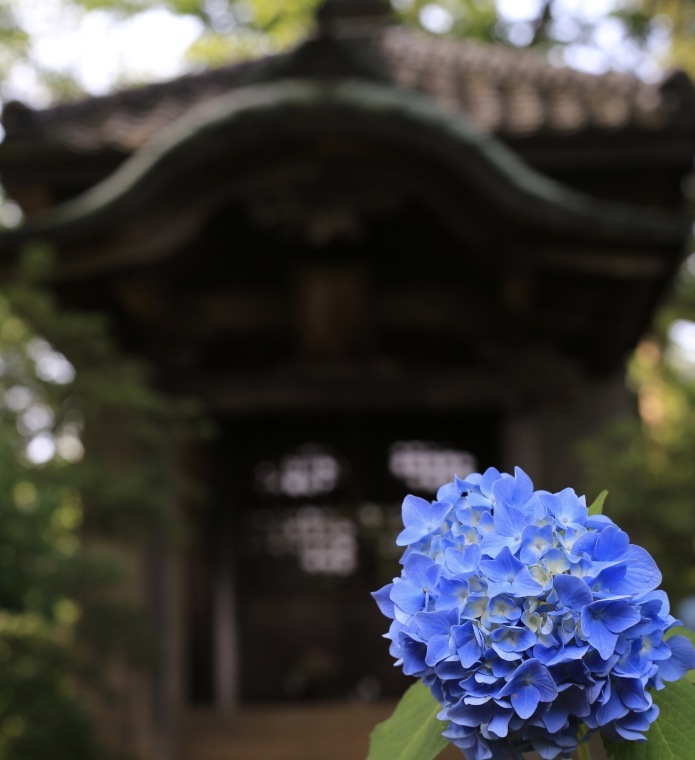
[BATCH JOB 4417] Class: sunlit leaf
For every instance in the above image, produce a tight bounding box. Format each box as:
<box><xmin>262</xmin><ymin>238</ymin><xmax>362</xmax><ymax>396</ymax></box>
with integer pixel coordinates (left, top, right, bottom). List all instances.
<box><xmin>367</xmin><ymin>681</ymin><xmax>449</xmax><ymax>760</ymax></box>
<box><xmin>588</xmin><ymin>490</ymin><xmax>608</xmax><ymax>516</ymax></box>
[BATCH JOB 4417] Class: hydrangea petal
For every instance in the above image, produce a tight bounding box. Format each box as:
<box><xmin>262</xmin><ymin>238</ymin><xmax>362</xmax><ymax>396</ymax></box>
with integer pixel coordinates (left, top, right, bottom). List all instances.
<box><xmin>398</xmin><ymin>632</ymin><xmax>428</xmax><ymax>676</ymax></box>
<box><xmin>447</xmin><ymin>700</ymin><xmax>492</xmax><ymax>727</ymax></box>
<box><xmin>371</xmin><ymin>583</ymin><xmax>395</xmax><ymax>618</ymax></box>
<box><xmin>391</xmin><ymin>580</ymin><xmax>429</xmax><ymax>615</ymax></box>
<box><xmin>372</xmin><ymin>467</ymin><xmax>693</xmax><ymax>759</ymax></box>
<box><xmin>581</xmin><ymin>605</ymin><xmax>624</xmax><ymax>660</ymax></box>
<box><xmin>434</xmin><ymin>577</ymin><xmax>470</xmax><ymax>611</ymax></box>
<box><xmin>452</xmin><ymin>621</ymin><xmax>484</xmax><ymax>667</ymax></box>
<box><xmin>542</xmin><ymin>488</ymin><xmax>587</xmax><ymax>529</ymax></box>
<box><xmin>658</xmin><ymin>634</ymin><xmax>695</xmax><ymax>681</ymax></box>
<box><xmin>415</xmin><ymin>610</ymin><xmax>457</xmax><ymax>640</ymax></box>
<box><xmin>445</xmin><ymin>544</ymin><xmax>481</xmax><ymax>575</ymax></box>
<box><xmin>491</xmin><ymin>626</ymin><xmax>535</xmax><ymax>655</ymax></box>
<box><xmin>479</xmin><ymin>546</ymin><xmax>543</xmax><ymax>598</ymax></box>
<box><xmin>615</xmin><ymin>677</ymin><xmax>651</xmax><ymax>711</ymax></box>
<box><xmin>601</xmin><ymin>601</ymin><xmax>641</xmax><ymax>634</ymax></box>
<box><xmin>594</xmin><ymin>525</ymin><xmax>629</xmax><ymax>561</ymax></box>
<box><xmin>397</xmin><ymin>496</ymin><xmax>452</xmax><ymax>546</ymax></box>
<box><xmin>487</xmin><ymin>707</ymin><xmax>513</xmax><ymax>738</ymax></box>
<box><xmin>609</xmin><ymin>545</ymin><xmax>662</xmax><ymax>598</ymax></box>
<box><xmin>553</xmin><ymin>574</ymin><xmax>593</xmax><ymax>611</ymax></box>
<box><xmin>511</xmin><ymin>685</ymin><xmax>540</xmax><ymax>719</ymax></box>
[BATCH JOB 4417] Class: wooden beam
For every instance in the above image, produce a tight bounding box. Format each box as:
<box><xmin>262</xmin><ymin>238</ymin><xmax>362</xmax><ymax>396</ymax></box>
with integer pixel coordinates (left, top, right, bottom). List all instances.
<box><xmin>523</xmin><ymin>248</ymin><xmax>670</xmax><ymax>279</ymax></box>
<box><xmin>165</xmin><ymin>357</ymin><xmax>583</xmax><ymax>413</ymax></box>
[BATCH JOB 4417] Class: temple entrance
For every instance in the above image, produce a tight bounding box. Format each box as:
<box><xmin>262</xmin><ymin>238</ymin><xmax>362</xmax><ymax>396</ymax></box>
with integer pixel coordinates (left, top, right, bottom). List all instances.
<box><xmin>186</xmin><ymin>409</ymin><xmax>500</xmax><ymax>706</ymax></box>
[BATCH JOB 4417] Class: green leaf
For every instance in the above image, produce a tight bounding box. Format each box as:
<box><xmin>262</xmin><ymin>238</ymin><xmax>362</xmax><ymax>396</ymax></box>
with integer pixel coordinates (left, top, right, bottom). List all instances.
<box><xmin>604</xmin><ymin>671</ymin><xmax>695</xmax><ymax>760</ymax></box>
<box><xmin>367</xmin><ymin>681</ymin><xmax>449</xmax><ymax>760</ymax></box>
<box><xmin>588</xmin><ymin>490</ymin><xmax>608</xmax><ymax>516</ymax></box>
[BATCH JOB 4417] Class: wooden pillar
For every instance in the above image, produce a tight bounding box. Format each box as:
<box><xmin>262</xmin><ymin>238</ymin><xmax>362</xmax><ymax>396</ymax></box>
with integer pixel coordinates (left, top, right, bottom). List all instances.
<box><xmin>212</xmin><ymin>507</ymin><xmax>241</xmax><ymax>709</ymax></box>
<box><xmin>148</xmin><ymin>528</ymin><xmax>183</xmax><ymax>760</ymax></box>
<box><xmin>211</xmin><ymin>423</ymin><xmax>242</xmax><ymax>710</ymax></box>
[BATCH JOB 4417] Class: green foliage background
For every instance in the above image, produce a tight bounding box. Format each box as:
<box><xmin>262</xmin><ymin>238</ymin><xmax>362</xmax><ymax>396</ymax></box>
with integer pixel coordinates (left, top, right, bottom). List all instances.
<box><xmin>4</xmin><ymin>0</ymin><xmax>695</xmax><ymax>103</ymax></box>
<box><xmin>581</xmin><ymin>264</ymin><xmax>695</xmax><ymax>610</ymax></box>
<box><xmin>0</xmin><ymin>248</ymin><xmax>195</xmax><ymax>759</ymax></box>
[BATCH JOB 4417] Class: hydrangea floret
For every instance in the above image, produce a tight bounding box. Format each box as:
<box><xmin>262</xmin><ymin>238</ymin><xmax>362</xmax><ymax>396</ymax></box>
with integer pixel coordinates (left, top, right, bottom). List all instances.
<box><xmin>372</xmin><ymin>467</ymin><xmax>695</xmax><ymax>760</ymax></box>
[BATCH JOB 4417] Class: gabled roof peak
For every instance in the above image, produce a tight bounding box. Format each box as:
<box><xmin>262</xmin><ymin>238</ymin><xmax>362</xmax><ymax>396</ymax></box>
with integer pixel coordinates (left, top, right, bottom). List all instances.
<box><xmin>2</xmin><ymin>24</ymin><xmax>695</xmax><ymax>164</ymax></box>
<box><xmin>316</xmin><ymin>0</ymin><xmax>392</xmax><ymax>34</ymax></box>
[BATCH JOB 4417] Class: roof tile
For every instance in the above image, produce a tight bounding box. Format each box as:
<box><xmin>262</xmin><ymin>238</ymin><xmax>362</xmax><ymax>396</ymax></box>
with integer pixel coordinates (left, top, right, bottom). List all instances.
<box><xmin>2</xmin><ymin>26</ymin><xmax>691</xmax><ymax>154</ymax></box>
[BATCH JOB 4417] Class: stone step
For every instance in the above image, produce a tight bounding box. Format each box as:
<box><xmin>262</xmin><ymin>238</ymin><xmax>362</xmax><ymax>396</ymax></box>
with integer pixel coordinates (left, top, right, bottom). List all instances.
<box><xmin>181</xmin><ymin>702</ymin><xmax>463</xmax><ymax>760</ymax></box>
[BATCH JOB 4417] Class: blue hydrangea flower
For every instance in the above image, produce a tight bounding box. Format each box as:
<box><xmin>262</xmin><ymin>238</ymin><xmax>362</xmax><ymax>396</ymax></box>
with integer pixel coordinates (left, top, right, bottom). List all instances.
<box><xmin>373</xmin><ymin>467</ymin><xmax>695</xmax><ymax>759</ymax></box>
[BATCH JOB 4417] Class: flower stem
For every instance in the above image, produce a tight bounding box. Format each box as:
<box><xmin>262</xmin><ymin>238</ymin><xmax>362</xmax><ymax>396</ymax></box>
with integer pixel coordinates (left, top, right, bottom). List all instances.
<box><xmin>576</xmin><ymin>735</ymin><xmax>592</xmax><ymax>760</ymax></box>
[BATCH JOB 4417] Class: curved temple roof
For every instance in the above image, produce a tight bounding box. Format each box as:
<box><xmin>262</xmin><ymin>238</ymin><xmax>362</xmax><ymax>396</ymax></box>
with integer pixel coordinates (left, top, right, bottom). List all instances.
<box><xmin>0</xmin><ymin>4</ymin><xmax>693</xmax><ymax>384</ymax></box>
<box><xmin>2</xmin><ymin>27</ymin><xmax>695</xmax><ymax>154</ymax></box>
<box><xmin>0</xmin><ymin>79</ymin><xmax>687</xmax><ymax>275</ymax></box>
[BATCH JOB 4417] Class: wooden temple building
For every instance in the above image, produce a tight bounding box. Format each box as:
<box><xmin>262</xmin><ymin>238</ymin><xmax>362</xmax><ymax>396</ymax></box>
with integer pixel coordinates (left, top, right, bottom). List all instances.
<box><xmin>1</xmin><ymin>1</ymin><xmax>695</xmax><ymax>757</ymax></box>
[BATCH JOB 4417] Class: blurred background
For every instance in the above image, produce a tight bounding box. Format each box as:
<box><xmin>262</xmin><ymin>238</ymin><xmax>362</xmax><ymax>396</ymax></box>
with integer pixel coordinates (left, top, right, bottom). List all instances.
<box><xmin>0</xmin><ymin>1</ymin><xmax>694</xmax><ymax>759</ymax></box>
